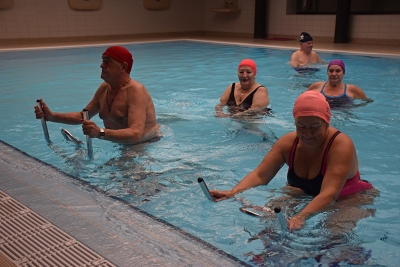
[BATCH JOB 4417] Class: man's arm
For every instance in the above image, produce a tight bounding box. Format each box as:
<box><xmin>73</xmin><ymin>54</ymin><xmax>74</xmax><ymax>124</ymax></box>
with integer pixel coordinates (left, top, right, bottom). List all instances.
<box><xmin>290</xmin><ymin>51</ymin><xmax>300</xmax><ymax>67</ymax></box>
<box><xmin>314</xmin><ymin>52</ymin><xmax>327</xmax><ymax>64</ymax></box>
<box><xmin>35</xmin><ymin>98</ymin><xmax>83</xmax><ymax>125</ymax></box>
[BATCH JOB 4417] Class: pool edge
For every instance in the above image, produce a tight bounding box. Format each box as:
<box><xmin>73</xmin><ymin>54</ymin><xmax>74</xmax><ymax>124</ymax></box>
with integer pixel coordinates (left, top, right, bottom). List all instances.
<box><xmin>0</xmin><ymin>140</ymin><xmax>252</xmax><ymax>267</ymax></box>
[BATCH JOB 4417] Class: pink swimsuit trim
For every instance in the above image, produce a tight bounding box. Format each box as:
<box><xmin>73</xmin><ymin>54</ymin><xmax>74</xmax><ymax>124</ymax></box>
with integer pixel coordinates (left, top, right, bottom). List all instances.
<box><xmin>338</xmin><ymin>171</ymin><xmax>373</xmax><ymax>197</ymax></box>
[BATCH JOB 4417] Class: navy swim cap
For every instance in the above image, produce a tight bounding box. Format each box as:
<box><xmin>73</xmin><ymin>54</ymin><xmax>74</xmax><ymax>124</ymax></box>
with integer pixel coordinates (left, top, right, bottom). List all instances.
<box><xmin>300</xmin><ymin>32</ymin><xmax>313</xmax><ymax>43</ymax></box>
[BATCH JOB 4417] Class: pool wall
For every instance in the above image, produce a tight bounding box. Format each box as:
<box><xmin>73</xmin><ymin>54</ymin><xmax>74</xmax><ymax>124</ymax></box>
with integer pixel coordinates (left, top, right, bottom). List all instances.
<box><xmin>1</xmin><ymin>0</ymin><xmax>399</xmax><ymax>46</ymax></box>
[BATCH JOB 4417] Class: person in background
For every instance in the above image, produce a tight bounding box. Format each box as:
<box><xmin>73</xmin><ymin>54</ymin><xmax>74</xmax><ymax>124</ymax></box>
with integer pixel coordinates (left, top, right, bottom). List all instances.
<box><xmin>210</xmin><ymin>91</ymin><xmax>375</xmax><ymax>230</ymax></box>
<box><xmin>35</xmin><ymin>46</ymin><xmax>160</xmax><ymax>145</ymax></box>
<box><xmin>307</xmin><ymin>59</ymin><xmax>368</xmax><ymax>108</ymax></box>
<box><xmin>215</xmin><ymin>59</ymin><xmax>270</xmax><ymax>117</ymax></box>
<box><xmin>290</xmin><ymin>32</ymin><xmax>326</xmax><ymax>69</ymax></box>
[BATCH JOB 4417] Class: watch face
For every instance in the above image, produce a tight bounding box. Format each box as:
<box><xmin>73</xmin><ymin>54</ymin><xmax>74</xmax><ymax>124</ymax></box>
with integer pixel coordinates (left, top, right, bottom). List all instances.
<box><xmin>100</xmin><ymin>128</ymin><xmax>105</xmax><ymax>138</ymax></box>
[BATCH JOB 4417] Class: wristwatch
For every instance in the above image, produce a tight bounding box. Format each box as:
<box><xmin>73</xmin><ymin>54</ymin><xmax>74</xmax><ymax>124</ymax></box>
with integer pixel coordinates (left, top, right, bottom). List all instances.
<box><xmin>99</xmin><ymin>128</ymin><xmax>105</xmax><ymax>139</ymax></box>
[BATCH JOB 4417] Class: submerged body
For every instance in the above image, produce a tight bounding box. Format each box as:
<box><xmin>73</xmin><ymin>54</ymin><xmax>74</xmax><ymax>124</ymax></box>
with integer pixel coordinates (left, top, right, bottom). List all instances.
<box><xmin>216</xmin><ymin>59</ymin><xmax>270</xmax><ymax>117</ymax></box>
<box><xmin>308</xmin><ymin>60</ymin><xmax>368</xmax><ymax>108</ymax></box>
<box><xmin>210</xmin><ymin>91</ymin><xmax>376</xmax><ymax>230</ymax></box>
<box><xmin>35</xmin><ymin>46</ymin><xmax>160</xmax><ymax>145</ymax></box>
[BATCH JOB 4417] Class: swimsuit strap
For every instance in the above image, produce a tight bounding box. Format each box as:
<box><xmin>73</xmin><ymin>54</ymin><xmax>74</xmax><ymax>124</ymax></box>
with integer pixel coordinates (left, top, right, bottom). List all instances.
<box><xmin>241</xmin><ymin>85</ymin><xmax>265</xmax><ymax>103</ymax></box>
<box><xmin>288</xmin><ymin>136</ymin><xmax>300</xmax><ymax>169</ymax></box>
<box><xmin>320</xmin><ymin>82</ymin><xmax>328</xmax><ymax>95</ymax></box>
<box><xmin>342</xmin><ymin>84</ymin><xmax>352</xmax><ymax>100</ymax></box>
<box><xmin>321</xmin><ymin>131</ymin><xmax>341</xmax><ymax>175</ymax></box>
<box><xmin>289</xmin><ymin>131</ymin><xmax>341</xmax><ymax>173</ymax></box>
<box><xmin>229</xmin><ymin>83</ymin><xmax>235</xmax><ymax>98</ymax></box>
<box><xmin>321</xmin><ymin>82</ymin><xmax>348</xmax><ymax>98</ymax></box>
<box><xmin>237</xmin><ymin>85</ymin><xmax>265</xmax><ymax>106</ymax></box>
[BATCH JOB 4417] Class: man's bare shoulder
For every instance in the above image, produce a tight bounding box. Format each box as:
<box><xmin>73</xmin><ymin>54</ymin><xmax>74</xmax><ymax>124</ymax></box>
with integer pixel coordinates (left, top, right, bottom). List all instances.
<box><xmin>291</xmin><ymin>50</ymin><xmax>301</xmax><ymax>57</ymax></box>
<box><xmin>94</xmin><ymin>82</ymin><xmax>109</xmax><ymax>95</ymax></box>
<box><xmin>126</xmin><ymin>80</ymin><xmax>151</xmax><ymax>101</ymax></box>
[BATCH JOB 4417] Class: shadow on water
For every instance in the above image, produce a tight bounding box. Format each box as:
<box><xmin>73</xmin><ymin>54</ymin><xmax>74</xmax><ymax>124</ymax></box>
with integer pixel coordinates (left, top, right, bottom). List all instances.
<box><xmin>237</xmin><ymin>188</ymin><xmax>381</xmax><ymax>266</ymax></box>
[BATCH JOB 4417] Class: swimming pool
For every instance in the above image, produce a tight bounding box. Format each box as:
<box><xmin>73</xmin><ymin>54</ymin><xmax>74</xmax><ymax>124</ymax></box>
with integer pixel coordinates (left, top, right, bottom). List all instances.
<box><xmin>1</xmin><ymin>41</ymin><xmax>399</xmax><ymax>266</ymax></box>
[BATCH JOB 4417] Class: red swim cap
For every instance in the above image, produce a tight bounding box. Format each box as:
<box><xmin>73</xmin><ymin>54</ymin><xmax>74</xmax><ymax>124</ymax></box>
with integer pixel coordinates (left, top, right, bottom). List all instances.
<box><xmin>293</xmin><ymin>91</ymin><xmax>331</xmax><ymax>124</ymax></box>
<box><xmin>102</xmin><ymin>46</ymin><xmax>133</xmax><ymax>74</ymax></box>
<box><xmin>238</xmin><ymin>59</ymin><xmax>257</xmax><ymax>75</ymax></box>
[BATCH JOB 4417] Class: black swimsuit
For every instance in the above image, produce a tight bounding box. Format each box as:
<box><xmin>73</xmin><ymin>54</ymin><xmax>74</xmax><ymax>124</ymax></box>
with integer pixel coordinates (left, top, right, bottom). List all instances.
<box><xmin>287</xmin><ymin>131</ymin><xmax>341</xmax><ymax>196</ymax></box>
<box><xmin>227</xmin><ymin>83</ymin><xmax>265</xmax><ymax>113</ymax></box>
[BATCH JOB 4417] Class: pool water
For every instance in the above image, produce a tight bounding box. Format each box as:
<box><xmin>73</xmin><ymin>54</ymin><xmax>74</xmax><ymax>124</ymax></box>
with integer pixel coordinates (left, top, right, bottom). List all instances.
<box><xmin>1</xmin><ymin>41</ymin><xmax>399</xmax><ymax>266</ymax></box>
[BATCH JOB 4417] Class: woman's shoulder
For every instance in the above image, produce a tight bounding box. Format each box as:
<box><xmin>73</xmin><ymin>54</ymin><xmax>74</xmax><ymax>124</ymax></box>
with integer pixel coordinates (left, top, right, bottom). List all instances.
<box><xmin>276</xmin><ymin>132</ymin><xmax>297</xmax><ymax>147</ymax></box>
<box><xmin>255</xmin><ymin>83</ymin><xmax>268</xmax><ymax>91</ymax></box>
<box><xmin>329</xmin><ymin>128</ymin><xmax>354</xmax><ymax>146</ymax></box>
<box><xmin>307</xmin><ymin>81</ymin><xmax>325</xmax><ymax>90</ymax></box>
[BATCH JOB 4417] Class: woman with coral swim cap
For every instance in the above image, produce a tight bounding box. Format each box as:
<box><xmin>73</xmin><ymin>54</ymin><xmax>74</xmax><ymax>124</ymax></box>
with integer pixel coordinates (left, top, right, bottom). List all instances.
<box><xmin>215</xmin><ymin>59</ymin><xmax>270</xmax><ymax>117</ymax></box>
<box><xmin>210</xmin><ymin>91</ymin><xmax>376</xmax><ymax>230</ymax></box>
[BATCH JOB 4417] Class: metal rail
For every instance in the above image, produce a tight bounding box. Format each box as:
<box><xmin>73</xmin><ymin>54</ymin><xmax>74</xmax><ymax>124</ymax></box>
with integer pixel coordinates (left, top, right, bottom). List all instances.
<box><xmin>82</xmin><ymin>109</ymin><xmax>93</xmax><ymax>157</ymax></box>
<box><xmin>61</xmin><ymin>129</ymin><xmax>83</xmax><ymax>146</ymax></box>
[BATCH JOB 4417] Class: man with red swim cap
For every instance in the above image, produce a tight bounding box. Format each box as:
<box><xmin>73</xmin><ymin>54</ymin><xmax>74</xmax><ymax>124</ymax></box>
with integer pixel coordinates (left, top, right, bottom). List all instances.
<box><xmin>35</xmin><ymin>46</ymin><xmax>160</xmax><ymax>145</ymax></box>
<box><xmin>307</xmin><ymin>59</ymin><xmax>368</xmax><ymax>108</ymax></box>
<box><xmin>210</xmin><ymin>90</ymin><xmax>376</xmax><ymax>231</ymax></box>
<box><xmin>290</xmin><ymin>32</ymin><xmax>326</xmax><ymax>68</ymax></box>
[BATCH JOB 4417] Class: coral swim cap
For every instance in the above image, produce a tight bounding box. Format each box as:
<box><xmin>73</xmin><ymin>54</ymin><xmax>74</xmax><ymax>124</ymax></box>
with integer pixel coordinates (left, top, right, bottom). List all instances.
<box><xmin>327</xmin><ymin>59</ymin><xmax>345</xmax><ymax>74</ymax></box>
<box><xmin>102</xmin><ymin>46</ymin><xmax>133</xmax><ymax>74</ymax></box>
<box><xmin>238</xmin><ymin>59</ymin><xmax>257</xmax><ymax>75</ymax></box>
<box><xmin>293</xmin><ymin>91</ymin><xmax>331</xmax><ymax>124</ymax></box>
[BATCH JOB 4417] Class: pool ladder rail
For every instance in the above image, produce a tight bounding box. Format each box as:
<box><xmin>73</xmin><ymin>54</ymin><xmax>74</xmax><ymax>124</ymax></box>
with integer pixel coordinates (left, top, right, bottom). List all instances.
<box><xmin>61</xmin><ymin>129</ymin><xmax>83</xmax><ymax>146</ymax></box>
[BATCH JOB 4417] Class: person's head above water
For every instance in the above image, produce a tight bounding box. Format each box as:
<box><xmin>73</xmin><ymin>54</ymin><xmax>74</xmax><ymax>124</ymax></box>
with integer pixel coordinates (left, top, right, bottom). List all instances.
<box><xmin>293</xmin><ymin>91</ymin><xmax>331</xmax><ymax>124</ymax></box>
<box><xmin>327</xmin><ymin>59</ymin><xmax>346</xmax><ymax>74</ymax></box>
<box><xmin>102</xmin><ymin>46</ymin><xmax>134</xmax><ymax>74</ymax></box>
<box><xmin>238</xmin><ymin>59</ymin><xmax>257</xmax><ymax>75</ymax></box>
<box><xmin>299</xmin><ymin>32</ymin><xmax>313</xmax><ymax>43</ymax></box>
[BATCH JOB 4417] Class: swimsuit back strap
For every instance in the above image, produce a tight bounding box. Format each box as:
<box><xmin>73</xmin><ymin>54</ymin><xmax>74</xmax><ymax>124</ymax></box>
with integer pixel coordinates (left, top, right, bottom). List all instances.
<box><xmin>320</xmin><ymin>82</ymin><xmax>328</xmax><ymax>95</ymax></box>
<box><xmin>229</xmin><ymin>83</ymin><xmax>235</xmax><ymax>97</ymax></box>
<box><xmin>288</xmin><ymin>136</ymin><xmax>300</xmax><ymax>168</ymax></box>
<box><xmin>321</xmin><ymin>131</ymin><xmax>341</xmax><ymax>175</ymax></box>
<box><xmin>254</xmin><ymin>85</ymin><xmax>265</xmax><ymax>90</ymax></box>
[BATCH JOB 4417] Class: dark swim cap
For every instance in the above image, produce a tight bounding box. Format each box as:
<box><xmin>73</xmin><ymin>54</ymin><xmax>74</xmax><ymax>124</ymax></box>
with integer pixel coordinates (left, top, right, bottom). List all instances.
<box><xmin>300</xmin><ymin>32</ymin><xmax>313</xmax><ymax>43</ymax></box>
<box><xmin>328</xmin><ymin>59</ymin><xmax>346</xmax><ymax>74</ymax></box>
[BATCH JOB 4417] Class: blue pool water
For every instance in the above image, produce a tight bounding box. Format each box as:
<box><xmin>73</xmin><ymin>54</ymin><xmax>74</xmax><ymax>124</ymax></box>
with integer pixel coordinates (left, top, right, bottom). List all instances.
<box><xmin>1</xmin><ymin>41</ymin><xmax>400</xmax><ymax>266</ymax></box>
